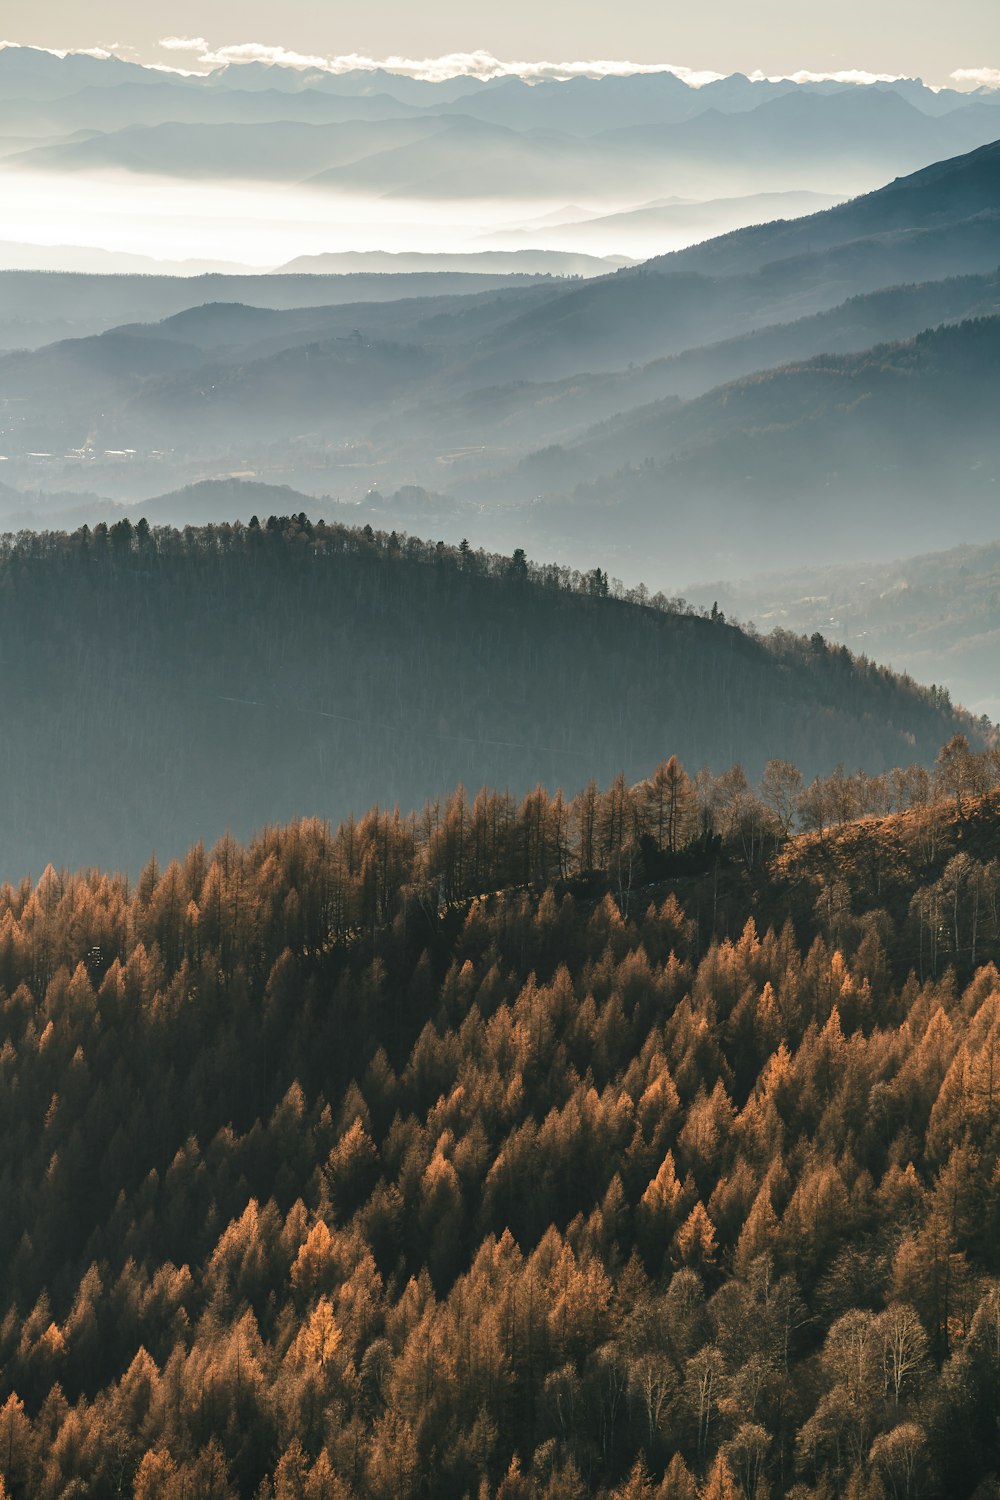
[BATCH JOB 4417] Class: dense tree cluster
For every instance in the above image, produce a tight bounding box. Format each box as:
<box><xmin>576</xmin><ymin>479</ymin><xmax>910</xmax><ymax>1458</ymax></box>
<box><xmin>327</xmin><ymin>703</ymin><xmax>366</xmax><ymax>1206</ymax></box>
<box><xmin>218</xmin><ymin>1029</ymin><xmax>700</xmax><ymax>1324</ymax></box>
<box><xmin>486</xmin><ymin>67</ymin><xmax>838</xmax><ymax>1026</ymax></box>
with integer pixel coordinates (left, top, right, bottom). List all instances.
<box><xmin>0</xmin><ymin>749</ymin><xmax>999</xmax><ymax>1497</ymax></box>
<box><xmin>0</xmin><ymin>515</ymin><xmax>981</xmax><ymax>879</ymax></box>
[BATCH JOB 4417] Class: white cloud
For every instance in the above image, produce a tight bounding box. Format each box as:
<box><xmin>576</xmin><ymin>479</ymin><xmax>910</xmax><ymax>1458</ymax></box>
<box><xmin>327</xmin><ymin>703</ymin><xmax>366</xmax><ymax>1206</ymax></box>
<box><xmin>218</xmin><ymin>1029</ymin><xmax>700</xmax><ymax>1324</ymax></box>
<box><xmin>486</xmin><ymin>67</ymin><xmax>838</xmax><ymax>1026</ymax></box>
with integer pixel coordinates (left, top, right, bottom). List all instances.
<box><xmin>153</xmin><ymin>39</ymin><xmax>726</xmax><ymax>84</ymax></box>
<box><xmin>748</xmin><ymin>68</ymin><xmax>905</xmax><ymax>86</ymax></box>
<box><xmin>158</xmin><ymin>36</ymin><xmax>208</xmax><ymax>53</ymax></box>
<box><xmin>950</xmin><ymin>67</ymin><xmax>1000</xmax><ymax>90</ymax></box>
<box><xmin>492</xmin><ymin>57</ymin><xmax>726</xmax><ymax>85</ymax></box>
<box><xmin>169</xmin><ymin>40</ymin><xmax>337</xmax><ymax>71</ymax></box>
<box><xmin>368</xmin><ymin>53</ymin><xmax>727</xmax><ymax>86</ymax></box>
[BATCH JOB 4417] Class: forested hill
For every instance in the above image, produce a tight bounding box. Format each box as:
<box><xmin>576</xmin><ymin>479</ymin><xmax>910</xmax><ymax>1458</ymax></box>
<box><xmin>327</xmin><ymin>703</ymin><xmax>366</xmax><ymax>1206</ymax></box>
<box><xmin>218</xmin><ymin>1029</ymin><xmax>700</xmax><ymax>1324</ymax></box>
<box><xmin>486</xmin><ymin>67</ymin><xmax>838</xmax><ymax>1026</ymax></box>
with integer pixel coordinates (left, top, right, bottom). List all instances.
<box><xmin>647</xmin><ymin>137</ymin><xmax>1000</xmax><ymax>278</ymax></box>
<box><xmin>0</xmin><ymin>516</ymin><xmax>980</xmax><ymax>877</ymax></box>
<box><xmin>510</xmin><ymin>315</ymin><xmax>1000</xmax><ymax>578</ymax></box>
<box><xmin>1</xmin><ymin>757</ymin><xmax>1000</xmax><ymax>1497</ymax></box>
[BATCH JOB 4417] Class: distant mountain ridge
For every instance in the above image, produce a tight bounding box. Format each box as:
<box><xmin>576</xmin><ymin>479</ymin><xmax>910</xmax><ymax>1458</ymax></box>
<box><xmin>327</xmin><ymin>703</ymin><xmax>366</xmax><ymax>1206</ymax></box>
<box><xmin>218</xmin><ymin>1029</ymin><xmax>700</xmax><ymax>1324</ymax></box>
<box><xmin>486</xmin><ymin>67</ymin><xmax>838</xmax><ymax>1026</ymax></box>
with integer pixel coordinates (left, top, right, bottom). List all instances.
<box><xmin>0</xmin><ymin>268</ymin><xmax>556</xmax><ymax>350</ymax></box>
<box><xmin>275</xmin><ymin>249</ymin><xmax>633</xmax><ymax>275</ymax></box>
<box><xmin>2</xmin><ymin>42</ymin><xmax>1000</xmax><ymax>272</ymax></box>
<box><xmin>651</xmin><ymin>137</ymin><xmax>1000</xmax><ymax>276</ymax></box>
<box><xmin>511</xmin><ymin>316</ymin><xmax>1000</xmax><ymax>575</ymax></box>
<box><xmin>687</xmin><ymin>533</ymin><xmax>1000</xmax><ymax>721</ymax></box>
<box><xmin>1</xmin><ymin>137</ymin><xmax>999</xmax><ymax>586</ymax></box>
<box><xmin>9</xmin><ymin>91</ymin><xmax>998</xmax><ymax>207</ymax></box>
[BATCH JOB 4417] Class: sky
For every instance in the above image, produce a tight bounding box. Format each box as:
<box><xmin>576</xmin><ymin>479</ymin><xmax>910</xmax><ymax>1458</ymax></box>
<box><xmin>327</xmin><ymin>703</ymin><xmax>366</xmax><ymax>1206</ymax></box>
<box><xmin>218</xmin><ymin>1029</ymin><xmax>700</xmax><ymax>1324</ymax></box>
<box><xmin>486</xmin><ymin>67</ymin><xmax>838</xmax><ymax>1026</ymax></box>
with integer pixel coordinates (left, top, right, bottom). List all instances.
<box><xmin>2</xmin><ymin>0</ymin><xmax>998</xmax><ymax>89</ymax></box>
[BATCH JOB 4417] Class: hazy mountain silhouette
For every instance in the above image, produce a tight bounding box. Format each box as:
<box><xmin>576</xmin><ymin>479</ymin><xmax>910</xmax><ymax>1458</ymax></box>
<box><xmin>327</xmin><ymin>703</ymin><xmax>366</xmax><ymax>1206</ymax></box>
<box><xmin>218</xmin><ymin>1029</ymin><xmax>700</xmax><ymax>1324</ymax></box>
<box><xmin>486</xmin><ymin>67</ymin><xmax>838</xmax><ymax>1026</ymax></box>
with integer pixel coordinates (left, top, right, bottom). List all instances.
<box><xmin>449</xmin><ymin>138</ymin><xmax>1000</xmax><ymax>381</ymax></box>
<box><xmin>0</xmin><ymin>240</ymin><xmax>255</xmax><ymax>275</ymax></box>
<box><xmin>491</xmin><ymin>190</ymin><xmax>845</xmax><ymax>255</ymax></box>
<box><xmin>687</xmin><ymin>535</ymin><xmax>1000</xmax><ymax>720</ymax></box>
<box><xmin>653</xmin><ymin>137</ymin><xmax>1000</xmax><ymax>275</ymax></box>
<box><xmin>0</xmin><ymin>80</ymin><xmax>424</xmax><ymax>137</ymax></box>
<box><xmin>513</xmin><ymin>317</ymin><xmax>1000</xmax><ymax>577</ymax></box>
<box><xmin>2</xmin><ymin>138</ymin><xmax>999</xmax><ymax>582</ymax></box>
<box><xmin>12</xmin><ymin>118</ymin><xmax>452</xmax><ymax>181</ymax></box>
<box><xmin>0</xmin><ymin>43</ymin><xmax>159</xmax><ymax>98</ymax></box>
<box><xmin>275</xmin><ymin>248</ymin><xmax>632</xmax><ymax>275</ymax></box>
<box><xmin>3</xmin><ymin>49</ymin><xmax>999</xmax><ymax>212</ymax></box>
<box><xmin>0</xmin><ymin>268</ymin><xmax>555</xmax><ymax>349</ymax></box>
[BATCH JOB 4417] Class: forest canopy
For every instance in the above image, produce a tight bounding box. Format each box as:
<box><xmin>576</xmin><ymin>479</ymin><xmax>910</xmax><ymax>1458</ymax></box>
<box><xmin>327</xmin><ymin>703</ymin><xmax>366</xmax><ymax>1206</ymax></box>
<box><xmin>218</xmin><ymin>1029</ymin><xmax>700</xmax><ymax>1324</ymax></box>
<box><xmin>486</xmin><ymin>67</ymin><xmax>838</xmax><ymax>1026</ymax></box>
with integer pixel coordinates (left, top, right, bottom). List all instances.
<box><xmin>0</xmin><ymin>746</ymin><xmax>999</xmax><ymax>1497</ymax></box>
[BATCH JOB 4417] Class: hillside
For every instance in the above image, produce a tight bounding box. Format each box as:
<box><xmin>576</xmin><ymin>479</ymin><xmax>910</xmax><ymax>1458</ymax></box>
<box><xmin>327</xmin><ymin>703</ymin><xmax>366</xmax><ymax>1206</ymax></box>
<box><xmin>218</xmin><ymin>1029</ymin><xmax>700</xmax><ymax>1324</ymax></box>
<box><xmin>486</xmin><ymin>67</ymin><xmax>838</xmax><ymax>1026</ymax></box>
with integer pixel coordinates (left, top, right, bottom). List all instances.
<box><xmin>454</xmin><ymin>140</ymin><xmax>1000</xmax><ymax>386</ymax></box>
<box><xmin>487</xmin><ymin>190</ymin><xmax>844</xmax><ymax>259</ymax></box>
<box><xmin>567</xmin><ymin>315</ymin><xmax>1000</xmax><ymax>471</ymax></box>
<box><xmin>0</xmin><ymin>269</ymin><xmax>552</xmax><ymax>352</ymax></box>
<box><xmin>654</xmin><ymin>137</ymin><xmax>1000</xmax><ymax>276</ymax></box>
<box><xmin>0</xmin><ymin>516</ymin><xmax>978</xmax><ymax>878</ymax></box>
<box><xmin>574</xmin><ymin>265</ymin><xmax>1000</xmax><ymax>407</ymax></box>
<box><xmin>2</xmin><ymin>136</ymin><xmax>1000</xmax><ymax>538</ymax></box>
<box><xmin>0</xmin><ymin>753</ymin><xmax>999</xmax><ymax>1496</ymax></box>
<box><xmin>4</xmin><ymin>263</ymin><xmax>999</xmax><ymax>527</ymax></box>
<box><xmin>687</xmin><ymin>534</ymin><xmax>1000</xmax><ymax>722</ymax></box>
<box><xmin>513</xmin><ymin>317</ymin><xmax>1000</xmax><ymax>578</ymax></box>
<box><xmin>0</xmin><ymin>477</ymin><xmax>464</xmax><ymax>538</ymax></box>
<box><xmin>425</xmin><ymin>281</ymin><xmax>1000</xmax><ymax>497</ymax></box>
<box><xmin>430</xmin><ymin>266</ymin><xmax>1000</xmax><ymax>482</ymax></box>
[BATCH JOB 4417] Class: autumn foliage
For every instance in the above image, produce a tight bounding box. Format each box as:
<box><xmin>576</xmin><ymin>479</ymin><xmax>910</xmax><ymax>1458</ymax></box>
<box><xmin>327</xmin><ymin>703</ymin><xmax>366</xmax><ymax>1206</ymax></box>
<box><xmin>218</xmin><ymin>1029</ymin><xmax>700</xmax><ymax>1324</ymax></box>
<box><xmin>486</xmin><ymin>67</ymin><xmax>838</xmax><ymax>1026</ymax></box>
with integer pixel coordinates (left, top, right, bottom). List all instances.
<box><xmin>0</xmin><ymin>755</ymin><xmax>999</xmax><ymax>1496</ymax></box>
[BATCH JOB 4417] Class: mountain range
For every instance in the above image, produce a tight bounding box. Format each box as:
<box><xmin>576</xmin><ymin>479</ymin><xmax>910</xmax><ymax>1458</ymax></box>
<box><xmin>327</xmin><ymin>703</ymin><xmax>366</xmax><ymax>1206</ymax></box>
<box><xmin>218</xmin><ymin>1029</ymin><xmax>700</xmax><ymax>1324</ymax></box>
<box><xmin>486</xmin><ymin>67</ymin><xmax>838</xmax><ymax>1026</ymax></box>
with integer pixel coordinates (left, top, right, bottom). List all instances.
<box><xmin>1</xmin><ymin>138</ymin><xmax>999</xmax><ymax>590</ymax></box>
<box><xmin>5</xmin><ymin>85</ymin><xmax>999</xmax><ymax>207</ymax></box>
<box><xmin>688</xmin><ymin>534</ymin><xmax>1000</xmax><ymax>721</ymax></box>
<box><xmin>2</xmin><ymin>44</ymin><xmax>1000</xmax><ymax>266</ymax></box>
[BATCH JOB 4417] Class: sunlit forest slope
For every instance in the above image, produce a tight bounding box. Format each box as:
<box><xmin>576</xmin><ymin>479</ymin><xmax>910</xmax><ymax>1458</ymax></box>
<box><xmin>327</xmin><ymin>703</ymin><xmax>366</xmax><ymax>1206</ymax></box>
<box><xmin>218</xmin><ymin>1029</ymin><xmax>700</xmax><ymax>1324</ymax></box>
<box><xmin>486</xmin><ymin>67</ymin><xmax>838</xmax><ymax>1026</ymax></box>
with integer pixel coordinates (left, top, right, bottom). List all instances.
<box><xmin>1</xmin><ymin>743</ymin><xmax>1000</xmax><ymax>1497</ymax></box>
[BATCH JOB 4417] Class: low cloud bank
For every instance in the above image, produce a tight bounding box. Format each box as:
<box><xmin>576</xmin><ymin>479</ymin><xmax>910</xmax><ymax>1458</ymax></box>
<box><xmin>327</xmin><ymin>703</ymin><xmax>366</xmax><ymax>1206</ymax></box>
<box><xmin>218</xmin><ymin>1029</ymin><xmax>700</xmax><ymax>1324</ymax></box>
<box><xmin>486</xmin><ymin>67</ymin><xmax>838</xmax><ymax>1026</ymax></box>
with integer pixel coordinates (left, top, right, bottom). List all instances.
<box><xmin>2</xmin><ymin>39</ymin><xmax>997</xmax><ymax>92</ymax></box>
<box><xmin>156</xmin><ymin>41</ymin><xmax>727</xmax><ymax>84</ymax></box>
<box><xmin>950</xmin><ymin>66</ymin><xmax>1000</xmax><ymax>89</ymax></box>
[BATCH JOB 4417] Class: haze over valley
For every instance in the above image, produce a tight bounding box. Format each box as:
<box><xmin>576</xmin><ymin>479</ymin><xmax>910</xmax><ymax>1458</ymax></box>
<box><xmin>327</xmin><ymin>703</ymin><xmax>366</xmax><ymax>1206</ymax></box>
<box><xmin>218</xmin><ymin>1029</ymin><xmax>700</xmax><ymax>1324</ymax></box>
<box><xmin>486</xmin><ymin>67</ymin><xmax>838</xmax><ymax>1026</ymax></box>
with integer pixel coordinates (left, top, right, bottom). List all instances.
<box><xmin>2</xmin><ymin>44</ymin><xmax>1000</xmax><ymax>268</ymax></box>
<box><xmin>2</xmin><ymin>135</ymin><xmax>1000</xmax><ymax>589</ymax></box>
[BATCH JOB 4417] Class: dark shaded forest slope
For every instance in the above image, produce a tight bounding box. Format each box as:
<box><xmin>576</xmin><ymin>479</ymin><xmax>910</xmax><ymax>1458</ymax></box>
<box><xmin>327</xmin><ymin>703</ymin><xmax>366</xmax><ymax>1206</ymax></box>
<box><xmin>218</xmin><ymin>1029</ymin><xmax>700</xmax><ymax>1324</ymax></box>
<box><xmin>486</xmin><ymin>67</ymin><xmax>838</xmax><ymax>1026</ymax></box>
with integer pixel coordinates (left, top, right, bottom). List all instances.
<box><xmin>0</xmin><ymin>517</ymin><xmax>980</xmax><ymax>877</ymax></box>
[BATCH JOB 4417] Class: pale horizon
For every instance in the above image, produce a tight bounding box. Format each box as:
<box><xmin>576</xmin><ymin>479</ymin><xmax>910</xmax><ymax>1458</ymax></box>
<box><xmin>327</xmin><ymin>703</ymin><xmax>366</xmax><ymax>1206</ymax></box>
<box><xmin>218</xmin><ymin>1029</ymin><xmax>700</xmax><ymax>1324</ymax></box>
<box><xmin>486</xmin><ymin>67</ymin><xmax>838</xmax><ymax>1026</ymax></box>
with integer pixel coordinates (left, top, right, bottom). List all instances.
<box><xmin>0</xmin><ymin>20</ymin><xmax>997</xmax><ymax>94</ymax></box>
